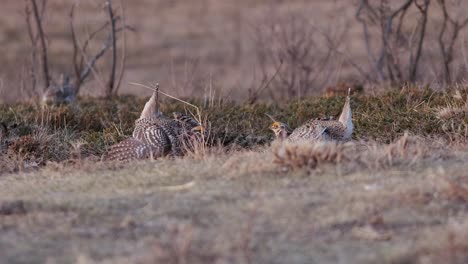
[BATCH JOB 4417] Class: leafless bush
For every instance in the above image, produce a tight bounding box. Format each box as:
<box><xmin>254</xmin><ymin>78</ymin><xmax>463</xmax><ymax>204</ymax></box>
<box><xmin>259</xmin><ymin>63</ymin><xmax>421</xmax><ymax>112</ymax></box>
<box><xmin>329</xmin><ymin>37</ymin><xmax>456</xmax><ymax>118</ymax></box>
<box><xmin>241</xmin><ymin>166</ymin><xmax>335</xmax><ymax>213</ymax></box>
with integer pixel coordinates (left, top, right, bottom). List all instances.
<box><xmin>355</xmin><ymin>0</ymin><xmax>468</xmax><ymax>85</ymax></box>
<box><xmin>437</xmin><ymin>0</ymin><xmax>468</xmax><ymax>83</ymax></box>
<box><xmin>252</xmin><ymin>10</ymin><xmax>346</xmax><ymax>100</ymax></box>
<box><xmin>247</xmin><ymin>60</ymin><xmax>282</xmax><ymax>104</ymax></box>
<box><xmin>23</xmin><ymin>0</ymin><xmax>47</xmax><ymax>96</ymax></box>
<box><xmin>24</xmin><ymin>0</ymin><xmax>130</xmax><ymax>104</ymax></box>
<box><xmin>355</xmin><ymin>0</ymin><xmax>429</xmax><ymax>84</ymax></box>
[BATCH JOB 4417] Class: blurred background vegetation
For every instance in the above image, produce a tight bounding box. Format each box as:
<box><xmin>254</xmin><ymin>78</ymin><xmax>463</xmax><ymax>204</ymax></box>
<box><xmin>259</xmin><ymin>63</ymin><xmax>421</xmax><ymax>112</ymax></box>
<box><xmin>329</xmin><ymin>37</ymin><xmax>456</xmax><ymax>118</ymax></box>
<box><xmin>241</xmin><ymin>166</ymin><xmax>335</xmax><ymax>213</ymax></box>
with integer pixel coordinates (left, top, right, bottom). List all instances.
<box><xmin>1</xmin><ymin>0</ymin><xmax>468</xmax><ymax>104</ymax></box>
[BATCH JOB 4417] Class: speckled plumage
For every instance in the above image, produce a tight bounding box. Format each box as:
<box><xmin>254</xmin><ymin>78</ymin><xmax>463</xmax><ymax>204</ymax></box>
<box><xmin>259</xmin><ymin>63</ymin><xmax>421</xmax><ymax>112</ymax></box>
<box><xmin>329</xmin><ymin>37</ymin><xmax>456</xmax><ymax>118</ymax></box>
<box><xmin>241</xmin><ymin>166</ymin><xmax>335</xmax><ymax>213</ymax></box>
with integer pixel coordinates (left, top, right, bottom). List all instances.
<box><xmin>172</xmin><ymin>112</ymin><xmax>205</xmax><ymax>152</ymax></box>
<box><xmin>172</xmin><ymin>112</ymin><xmax>200</xmax><ymax>130</ymax></box>
<box><xmin>105</xmin><ymin>88</ymin><xmax>203</xmax><ymax>161</ymax></box>
<box><xmin>105</xmin><ymin>137</ymin><xmax>167</xmax><ymax>161</ymax></box>
<box><xmin>270</xmin><ymin>88</ymin><xmax>353</xmax><ymax>142</ymax></box>
<box><xmin>133</xmin><ymin>116</ymin><xmax>185</xmax><ymax>156</ymax></box>
<box><xmin>288</xmin><ymin>119</ymin><xmax>347</xmax><ymax>142</ymax></box>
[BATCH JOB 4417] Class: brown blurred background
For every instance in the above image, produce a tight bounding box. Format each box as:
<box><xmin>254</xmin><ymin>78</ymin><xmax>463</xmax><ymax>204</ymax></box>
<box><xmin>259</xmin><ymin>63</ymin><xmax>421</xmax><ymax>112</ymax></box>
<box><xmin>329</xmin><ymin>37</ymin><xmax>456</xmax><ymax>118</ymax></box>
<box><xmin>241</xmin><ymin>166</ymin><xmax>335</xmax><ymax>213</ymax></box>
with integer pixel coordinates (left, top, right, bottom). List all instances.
<box><xmin>1</xmin><ymin>0</ymin><xmax>468</xmax><ymax>103</ymax></box>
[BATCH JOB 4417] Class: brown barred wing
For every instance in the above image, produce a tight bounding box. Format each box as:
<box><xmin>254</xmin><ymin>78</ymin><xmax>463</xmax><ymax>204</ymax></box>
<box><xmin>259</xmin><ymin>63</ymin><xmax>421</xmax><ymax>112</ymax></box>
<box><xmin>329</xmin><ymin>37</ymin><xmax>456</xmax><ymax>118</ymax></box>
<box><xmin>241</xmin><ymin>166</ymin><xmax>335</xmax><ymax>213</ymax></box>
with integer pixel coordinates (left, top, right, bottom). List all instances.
<box><xmin>159</xmin><ymin>122</ymin><xmax>185</xmax><ymax>156</ymax></box>
<box><xmin>172</xmin><ymin>112</ymin><xmax>200</xmax><ymax>130</ymax></box>
<box><xmin>287</xmin><ymin>120</ymin><xmax>329</xmax><ymax>142</ymax></box>
<box><xmin>288</xmin><ymin>123</ymin><xmax>326</xmax><ymax>142</ymax></box>
<box><xmin>288</xmin><ymin>119</ymin><xmax>346</xmax><ymax>142</ymax></box>
<box><xmin>142</xmin><ymin>125</ymin><xmax>172</xmax><ymax>153</ymax></box>
<box><xmin>133</xmin><ymin>117</ymin><xmax>186</xmax><ymax>157</ymax></box>
<box><xmin>105</xmin><ymin>138</ymin><xmax>166</xmax><ymax>161</ymax></box>
<box><xmin>314</xmin><ymin>120</ymin><xmax>346</xmax><ymax>140</ymax></box>
<box><xmin>132</xmin><ymin>117</ymin><xmax>170</xmax><ymax>141</ymax></box>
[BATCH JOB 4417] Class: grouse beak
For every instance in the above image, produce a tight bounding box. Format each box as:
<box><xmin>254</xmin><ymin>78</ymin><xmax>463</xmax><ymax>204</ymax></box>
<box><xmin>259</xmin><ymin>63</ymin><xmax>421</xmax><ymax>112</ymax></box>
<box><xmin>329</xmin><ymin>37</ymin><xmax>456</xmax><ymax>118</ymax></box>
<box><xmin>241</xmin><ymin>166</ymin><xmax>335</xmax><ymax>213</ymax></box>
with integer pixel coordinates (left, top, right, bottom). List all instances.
<box><xmin>270</xmin><ymin>121</ymin><xmax>281</xmax><ymax>130</ymax></box>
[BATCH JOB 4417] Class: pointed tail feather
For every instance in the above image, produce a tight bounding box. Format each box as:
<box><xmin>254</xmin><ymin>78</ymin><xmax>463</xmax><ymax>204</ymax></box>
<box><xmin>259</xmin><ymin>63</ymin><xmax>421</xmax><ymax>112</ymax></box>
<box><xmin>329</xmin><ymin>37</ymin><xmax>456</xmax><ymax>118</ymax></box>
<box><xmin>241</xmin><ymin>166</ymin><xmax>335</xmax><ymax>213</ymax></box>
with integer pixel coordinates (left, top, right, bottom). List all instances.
<box><xmin>338</xmin><ymin>87</ymin><xmax>353</xmax><ymax>139</ymax></box>
<box><xmin>139</xmin><ymin>84</ymin><xmax>161</xmax><ymax>120</ymax></box>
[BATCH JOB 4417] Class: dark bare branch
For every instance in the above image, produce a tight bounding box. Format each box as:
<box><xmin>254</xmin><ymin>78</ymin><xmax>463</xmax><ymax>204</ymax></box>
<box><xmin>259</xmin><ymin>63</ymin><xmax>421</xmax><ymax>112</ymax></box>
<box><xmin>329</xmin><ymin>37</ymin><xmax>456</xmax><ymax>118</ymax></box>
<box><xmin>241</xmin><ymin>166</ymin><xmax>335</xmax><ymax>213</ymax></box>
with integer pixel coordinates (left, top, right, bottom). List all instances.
<box><xmin>106</xmin><ymin>0</ymin><xmax>117</xmax><ymax>98</ymax></box>
<box><xmin>82</xmin><ymin>17</ymin><xmax>119</xmax><ymax>52</ymax></box>
<box><xmin>437</xmin><ymin>0</ymin><xmax>468</xmax><ymax>83</ymax></box>
<box><xmin>114</xmin><ymin>0</ymin><xmax>127</xmax><ymax>95</ymax></box>
<box><xmin>409</xmin><ymin>0</ymin><xmax>429</xmax><ymax>82</ymax></box>
<box><xmin>248</xmin><ymin>60</ymin><xmax>283</xmax><ymax>104</ymax></box>
<box><xmin>24</xmin><ymin>1</ymin><xmax>37</xmax><ymax>92</ymax></box>
<box><xmin>30</xmin><ymin>0</ymin><xmax>50</xmax><ymax>89</ymax></box>
<box><xmin>378</xmin><ymin>0</ymin><xmax>413</xmax><ymax>83</ymax></box>
<box><xmin>79</xmin><ymin>35</ymin><xmax>112</xmax><ymax>83</ymax></box>
<box><xmin>320</xmin><ymin>26</ymin><xmax>374</xmax><ymax>82</ymax></box>
<box><xmin>355</xmin><ymin>0</ymin><xmax>384</xmax><ymax>80</ymax></box>
<box><xmin>69</xmin><ymin>4</ymin><xmax>82</xmax><ymax>93</ymax></box>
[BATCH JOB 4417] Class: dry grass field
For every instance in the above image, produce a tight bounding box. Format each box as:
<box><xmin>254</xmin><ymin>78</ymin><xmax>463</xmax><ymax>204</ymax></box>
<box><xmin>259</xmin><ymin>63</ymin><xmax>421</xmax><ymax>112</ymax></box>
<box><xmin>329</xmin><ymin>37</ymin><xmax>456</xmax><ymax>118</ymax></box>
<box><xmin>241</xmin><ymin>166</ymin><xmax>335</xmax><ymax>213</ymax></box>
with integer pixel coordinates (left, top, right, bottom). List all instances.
<box><xmin>1</xmin><ymin>135</ymin><xmax>468</xmax><ymax>263</ymax></box>
<box><xmin>2</xmin><ymin>1</ymin><xmax>468</xmax><ymax>263</ymax></box>
<box><xmin>1</xmin><ymin>87</ymin><xmax>468</xmax><ymax>263</ymax></box>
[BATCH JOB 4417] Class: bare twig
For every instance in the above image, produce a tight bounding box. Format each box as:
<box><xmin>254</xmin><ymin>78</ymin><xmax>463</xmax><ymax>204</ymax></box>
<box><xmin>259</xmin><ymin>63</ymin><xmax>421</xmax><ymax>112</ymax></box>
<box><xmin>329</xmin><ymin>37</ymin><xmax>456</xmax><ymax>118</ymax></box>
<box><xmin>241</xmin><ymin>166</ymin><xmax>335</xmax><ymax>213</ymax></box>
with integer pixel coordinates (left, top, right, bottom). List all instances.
<box><xmin>378</xmin><ymin>0</ymin><xmax>414</xmax><ymax>67</ymax></box>
<box><xmin>114</xmin><ymin>0</ymin><xmax>127</xmax><ymax>95</ymax></box>
<box><xmin>78</xmin><ymin>35</ymin><xmax>112</xmax><ymax>89</ymax></box>
<box><xmin>410</xmin><ymin>0</ymin><xmax>430</xmax><ymax>82</ymax></box>
<box><xmin>82</xmin><ymin>17</ymin><xmax>120</xmax><ymax>53</ymax></box>
<box><xmin>253</xmin><ymin>10</ymin><xmax>339</xmax><ymax>100</ymax></box>
<box><xmin>356</xmin><ymin>0</ymin><xmax>384</xmax><ymax>81</ymax></box>
<box><xmin>30</xmin><ymin>0</ymin><xmax>50</xmax><ymax>89</ymax></box>
<box><xmin>393</xmin><ymin>4</ymin><xmax>409</xmax><ymax>81</ymax></box>
<box><xmin>437</xmin><ymin>0</ymin><xmax>468</xmax><ymax>83</ymax></box>
<box><xmin>320</xmin><ymin>25</ymin><xmax>374</xmax><ymax>82</ymax></box>
<box><xmin>380</xmin><ymin>0</ymin><xmax>413</xmax><ymax>84</ymax></box>
<box><xmin>462</xmin><ymin>33</ymin><xmax>468</xmax><ymax>74</ymax></box>
<box><xmin>354</xmin><ymin>0</ymin><xmax>438</xmax><ymax>84</ymax></box>
<box><xmin>24</xmin><ymin>1</ymin><xmax>38</xmax><ymax>92</ymax></box>
<box><xmin>70</xmin><ymin>4</ymin><xmax>81</xmax><ymax>93</ymax></box>
<box><xmin>70</xmin><ymin>3</ymin><xmax>127</xmax><ymax>97</ymax></box>
<box><xmin>248</xmin><ymin>60</ymin><xmax>283</xmax><ymax>104</ymax></box>
<box><xmin>106</xmin><ymin>0</ymin><xmax>117</xmax><ymax>98</ymax></box>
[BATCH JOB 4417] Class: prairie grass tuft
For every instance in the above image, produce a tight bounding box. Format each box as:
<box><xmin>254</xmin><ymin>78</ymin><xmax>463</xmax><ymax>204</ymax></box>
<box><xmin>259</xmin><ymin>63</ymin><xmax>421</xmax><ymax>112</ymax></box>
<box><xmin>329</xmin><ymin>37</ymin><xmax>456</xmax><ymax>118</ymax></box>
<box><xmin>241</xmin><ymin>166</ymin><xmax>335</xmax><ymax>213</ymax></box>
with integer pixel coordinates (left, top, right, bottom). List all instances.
<box><xmin>272</xmin><ymin>141</ymin><xmax>348</xmax><ymax>171</ymax></box>
<box><xmin>356</xmin><ymin>133</ymin><xmax>449</xmax><ymax>169</ymax></box>
<box><xmin>436</xmin><ymin>106</ymin><xmax>468</xmax><ymax>120</ymax></box>
<box><xmin>0</xmin><ymin>87</ymin><xmax>466</xmax><ymax>173</ymax></box>
<box><xmin>271</xmin><ymin>133</ymin><xmax>452</xmax><ymax>172</ymax></box>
